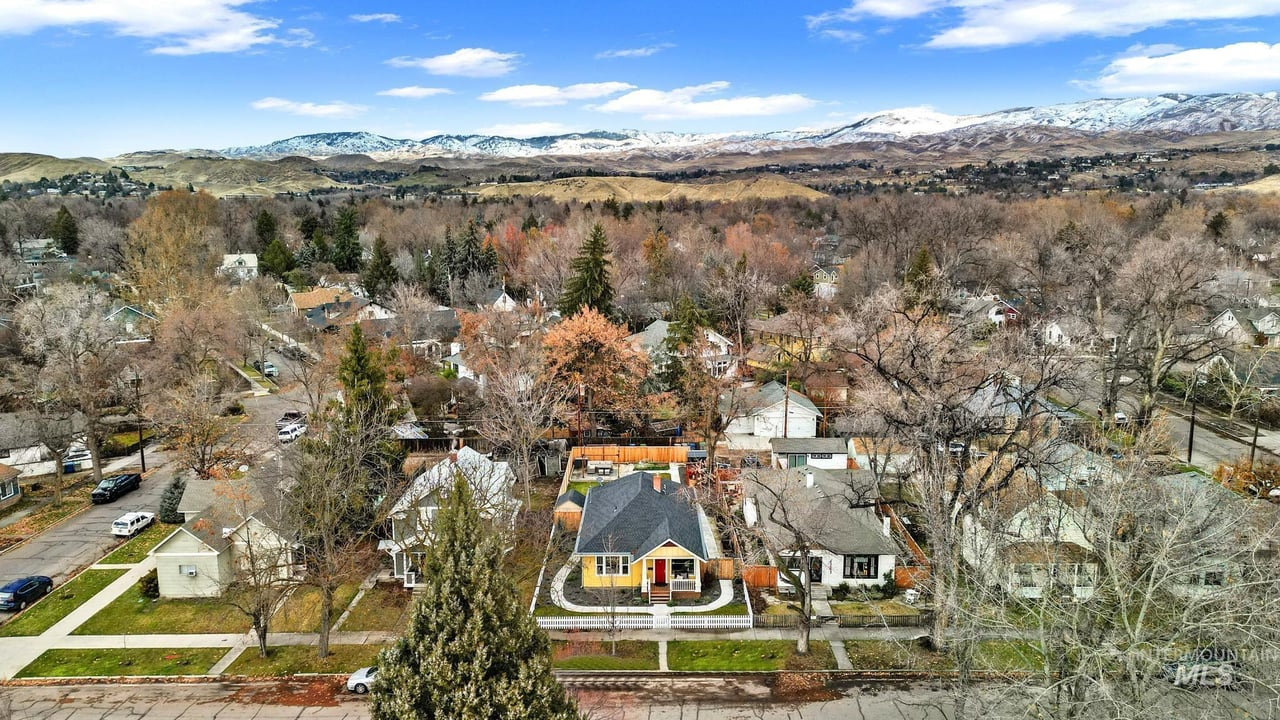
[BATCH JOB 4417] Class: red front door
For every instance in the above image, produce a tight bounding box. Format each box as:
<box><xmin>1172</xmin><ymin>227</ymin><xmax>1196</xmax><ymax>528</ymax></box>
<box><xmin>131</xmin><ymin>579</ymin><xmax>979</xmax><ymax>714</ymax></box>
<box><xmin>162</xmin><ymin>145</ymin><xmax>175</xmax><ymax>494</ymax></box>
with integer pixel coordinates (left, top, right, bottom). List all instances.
<box><xmin>655</xmin><ymin>559</ymin><xmax>667</xmax><ymax>584</ymax></box>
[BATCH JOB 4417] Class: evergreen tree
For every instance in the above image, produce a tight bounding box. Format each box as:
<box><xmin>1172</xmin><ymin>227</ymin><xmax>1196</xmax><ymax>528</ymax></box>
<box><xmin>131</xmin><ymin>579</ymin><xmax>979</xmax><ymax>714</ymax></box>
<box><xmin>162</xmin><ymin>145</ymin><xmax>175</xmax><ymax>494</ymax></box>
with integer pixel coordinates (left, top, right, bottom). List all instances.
<box><xmin>426</xmin><ymin>246</ymin><xmax>451</xmax><ymax>303</ymax></box>
<box><xmin>480</xmin><ymin>236</ymin><xmax>500</xmax><ymax>277</ymax></box>
<box><xmin>452</xmin><ymin>220</ymin><xmax>485</xmax><ymax>280</ymax></box>
<box><xmin>158</xmin><ymin>477</ymin><xmax>186</xmax><ymax>524</ymax></box>
<box><xmin>299</xmin><ymin>213</ymin><xmax>321</xmax><ymax>242</ymax></box>
<box><xmin>254</xmin><ymin>209</ymin><xmax>278</xmax><ymax>248</ymax></box>
<box><xmin>558</xmin><ymin>222</ymin><xmax>615</xmax><ymax>317</ymax></box>
<box><xmin>361</xmin><ymin>236</ymin><xmax>400</xmax><ymax>303</ymax></box>
<box><xmin>903</xmin><ymin>246</ymin><xmax>936</xmax><ymax>310</ymax></box>
<box><xmin>260</xmin><ymin>237</ymin><xmax>296</xmax><ymax>278</ymax></box>
<box><xmin>370</xmin><ymin>477</ymin><xmax>580</xmax><ymax>720</ymax></box>
<box><xmin>331</xmin><ymin>206</ymin><xmax>363</xmax><ymax>272</ymax></box>
<box><xmin>50</xmin><ymin>205</ymin><xmax>79</xmax><ymax>255</ymax></box>
<box><xmin>338</xmin><ymin>324</ymin><xmax>390</xmax><ymax>418</ymax></box>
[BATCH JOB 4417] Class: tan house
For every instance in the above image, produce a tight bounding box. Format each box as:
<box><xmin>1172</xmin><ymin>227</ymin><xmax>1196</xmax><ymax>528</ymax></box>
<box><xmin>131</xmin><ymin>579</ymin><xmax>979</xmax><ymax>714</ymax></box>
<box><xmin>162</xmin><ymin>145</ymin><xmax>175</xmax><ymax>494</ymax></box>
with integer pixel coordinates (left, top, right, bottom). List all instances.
<box><xmin>572</xmin><ymin>472</ymin><xmax>714</xmax><ymax>603</ymax></box>
<box><xmin>150</xmin><ymin>513</ymin><xmax>296</xmax><ymax>599</ymax></box>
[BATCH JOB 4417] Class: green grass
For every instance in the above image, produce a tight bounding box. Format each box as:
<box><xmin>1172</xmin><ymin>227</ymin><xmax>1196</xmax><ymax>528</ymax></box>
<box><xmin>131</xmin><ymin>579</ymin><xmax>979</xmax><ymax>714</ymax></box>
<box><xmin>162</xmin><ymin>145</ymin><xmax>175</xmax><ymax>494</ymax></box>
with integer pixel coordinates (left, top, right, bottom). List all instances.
<box><xmin>16</xmin><ymin>647</ymin><xmax>227</xmax><ymax>678</ymax></box>
<box><xmin>830</xmin><ymin>600</ymin><xmax>920</xmax><ymax>617</ymax></box>
<box><xmin>72</xmin><ymin>585</ymin><xmax>251</xmax><ymax>635</ymax></box>
<box><xmin>98</xmin><ymin>521</ymin><xmax>175</xmax><ymax>565</ymax></box>
<box><xmin>0</xmin><ymin>569</ymin><xmax>127</xmax><ymax>637</ymax></box>
<box><xmin>551</xmin><ymin>640</ymin><xmax>659</xmax><ymax>670</ymax></box>
<box><xmin>688</xmin><ymin>602</ymin><xmax>749</xmax><ymax>616</ymax></box>
<box><xmin>843</xmin><ymin>640</ymin><xmax>952</xmax><ymax>671</ymax></box>
<box><xmin>273</xmin><ymin>583</ymin><xmax>360</xmax><ymax>633</ymax></box>
<box><xmin>224</xmin><ymin>644</ymin><xmax>384</xmax><ymax>676</ymax></box>
<box><xmin>667</xmin><ymin>640</ymin><xmax>836</xmax><ymax>671</ymax></box>
<box><xmin>339</xmin><ymin>582</ymin><xmax>415</xmax><ymax>632</ymax></box>
<box><xmin>568</xmin><ymin>481</ymin><xmax>604</xmax><ymax>497</ymax></box>
<box><xmin>976</xmin><ymin>640</ymin><xmax>1044</xmax><ymax>673</ymax></box>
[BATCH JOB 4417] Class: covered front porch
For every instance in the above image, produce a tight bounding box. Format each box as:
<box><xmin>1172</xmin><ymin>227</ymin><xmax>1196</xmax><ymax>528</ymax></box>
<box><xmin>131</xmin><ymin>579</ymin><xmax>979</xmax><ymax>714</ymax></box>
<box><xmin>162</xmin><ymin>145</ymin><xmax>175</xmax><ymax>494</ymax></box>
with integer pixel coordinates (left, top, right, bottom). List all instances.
<box><xmin>640</xmin><ymin>557</ymin><xmax>702</xmax><ymax>602</ymax></box>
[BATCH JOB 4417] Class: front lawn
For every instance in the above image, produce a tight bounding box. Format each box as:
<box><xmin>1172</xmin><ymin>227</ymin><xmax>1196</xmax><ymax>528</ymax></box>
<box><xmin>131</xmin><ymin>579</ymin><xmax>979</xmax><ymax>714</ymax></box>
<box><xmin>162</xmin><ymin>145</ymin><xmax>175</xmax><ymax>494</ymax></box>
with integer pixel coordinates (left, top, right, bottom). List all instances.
<box><xmin>71</xmin><ymin>585</ymin><xmax>250</xmax><ymax>635</ymax></box>
<box><xmin>224</xmin><ymin>644</ymin><xmax>384</xmax><ymax>676</ymax></box>
<box><xmin>976</xmin><ymin>640</ymin><xmax>1044</xmax><ymax>673</ymax></box>
<box><xmin>551</xmin><ymin>640</ymin><xmax>659</xmax><ymax>670</ymax></box>
<box><xmin>830</xmin><ymin>600</ymin><xmax>920</xmax><ymax>617</ymax></box>
<box><xmin>843</xmin><ymin>640</ymin><xmax>952</xmax><ymax>671</ymax></box>
<box><xmin>16</xmin><ymin>647</ymin><xmax>227</xmax><ymax>678</ymax></box>
<box><xmin>339</xmin><ymin>582</ymin><xmax>415</xmax><ymax>632</ymax></box>
<box><xmin>272</xmin><ymin>583</ymin><xmax>361</xmax><ymax>633</ymax></box>
<box><xmin>667</xmin><ymin>640</ymin><xmax>836</xmax><ymax>671</ymax></box>
<box><xmin>694</xmin><ymin>602</ymin><xmax>750</xmax><ymax>616</ymax></box>
<box><xmin>99</xmin><ymin>521</ymin><xmax>175</xmax><ymax>565</ymax></box>
<box><xmin>0</xmin><ymin>569</ymin><xmax>127</xmax><ymax>637</ymax></box>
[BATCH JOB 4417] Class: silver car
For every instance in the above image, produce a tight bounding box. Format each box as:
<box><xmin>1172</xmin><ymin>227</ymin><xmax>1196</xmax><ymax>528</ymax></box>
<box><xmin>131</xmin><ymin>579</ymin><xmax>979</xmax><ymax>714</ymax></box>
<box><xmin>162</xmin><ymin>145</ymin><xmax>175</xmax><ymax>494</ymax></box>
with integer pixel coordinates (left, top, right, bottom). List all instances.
<box><xmin>347</xmin><ymin>666</ymin><xmax>377</xmax><ymax>694</ymax></box>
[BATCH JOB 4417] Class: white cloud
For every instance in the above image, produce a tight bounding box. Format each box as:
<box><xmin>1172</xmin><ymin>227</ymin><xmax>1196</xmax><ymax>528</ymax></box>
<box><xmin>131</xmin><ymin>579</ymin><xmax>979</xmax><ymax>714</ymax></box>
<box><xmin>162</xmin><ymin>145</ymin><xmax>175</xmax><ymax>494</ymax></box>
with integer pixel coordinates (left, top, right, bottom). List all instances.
<box><xmin>479</xmin><ymin>82</ymin><xmax>634</xmax><ymax>107</ymax></box>
<box><xmin>595</xmin><ymin>43</ymin><xmax>673</xmax><ymax>59</ymax></box>
<box><xmin>0</xmin><ymin>0</ymin><xmax>311</xmax><ymax>55</ymax></box>
<box><xmin>387</xmin><ymin>48</ymin><xmax>519</xmax><ymax>77</ymax></box>
<box><xmin>350</xmin><ymin>13</ymin><xmax>400</xmax><ymax>23</ymax></box>
<box><xmin>377</xmin><ymin>86</ymin><xmax>453</xmax><ymax>98</ymax></box>
<box><xmin>592</xmin><ymin>82</ymin><xmax>817</xmax><ymax>120</ymax></box>
<box><xmin>805</xmin><ymin>0</ymin><xmax>1280</xmax><ymax>48</ymax></box>
<box><xmin>475</xmin><ymin>122</ymin><xmax>580</xmax><ymax>137</ymax></box>
<box><xmin>251</xmin><ymin>97</ymin><xmax>367</xmax><ymax>118</ymax></box>
<box><xmin>1081</xmin><ymin>42</ymin><xmax>1280</xmax><ymax>94</ymax></box>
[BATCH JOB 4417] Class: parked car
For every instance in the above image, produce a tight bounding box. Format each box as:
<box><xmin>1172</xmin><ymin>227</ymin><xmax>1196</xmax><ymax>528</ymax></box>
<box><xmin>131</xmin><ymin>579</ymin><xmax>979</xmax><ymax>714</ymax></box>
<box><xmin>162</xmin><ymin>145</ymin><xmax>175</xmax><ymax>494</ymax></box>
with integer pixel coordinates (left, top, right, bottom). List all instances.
<box><xmin>281</xmin><ymin>345</ymin><xmax>309</xmax><ymax>362</ymax></box>
<box><xmin>276</xmin><ymin>410</ymin><xmax>307</xmax><ymax>430</ymax></box>
<box><xmin>278</xmin><ymin>423</ymin><xmax>307</xmax><ymax>443</ymax></box>
<box><xmin>347</xmin><ymin>666</ymin><xmax>377</xmax><ymax>694</ymax></box>
<box><xmin>253</xmin><ymin>360</ymin><xmax>279</xmax><ymax>378</ymax></box>
<box><xmin>1114</xmin><ymin>411</ymin><xmax>1129</xmax><ymax>425</ymax></box>
<box><xmin>91</xmin><ymin>473</ymin><xmax>142</xmax><ymax>504</ymax></box>
<box><xmin>111</xmin><ymin>511</ymin><xmax>155</xmax><ymax>537</ymax></box>
<box><xmin>0</xmin><ymin>576</ymin><xmax>53</xmax><ymax>611</ymax></box>
<box><xmin>1163</xmin><ymin>647</ymin><xmax>1242</xmax><ymax>689</ymax></box>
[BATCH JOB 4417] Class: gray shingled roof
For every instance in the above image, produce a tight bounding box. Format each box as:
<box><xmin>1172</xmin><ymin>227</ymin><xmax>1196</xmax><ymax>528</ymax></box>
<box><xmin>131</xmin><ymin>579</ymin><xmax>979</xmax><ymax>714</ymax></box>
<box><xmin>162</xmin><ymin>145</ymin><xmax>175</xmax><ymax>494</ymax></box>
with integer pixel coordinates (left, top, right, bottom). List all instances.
<box><xmin>574</xmin><ymin>472</ymin><xmax>707</xmax><ymax>560</ymax></box>
<box><xmin>556</xmin><ymin>489</ymin><xmax>586</xmax><ymax>509</ymax></box>
<box><xmin>722</xmin><ymin>381</ymin><xmax>820</xmax><ymax>417</ymax></box>
<box><xmin>751</xmin><ymin>469</ymin><xmax>899</xmax><ymax>557</ymax></box>
<box><xmin>769</xmin><ymin>437</ymin><xmax>847</xmax><ymax>455</ymax></box>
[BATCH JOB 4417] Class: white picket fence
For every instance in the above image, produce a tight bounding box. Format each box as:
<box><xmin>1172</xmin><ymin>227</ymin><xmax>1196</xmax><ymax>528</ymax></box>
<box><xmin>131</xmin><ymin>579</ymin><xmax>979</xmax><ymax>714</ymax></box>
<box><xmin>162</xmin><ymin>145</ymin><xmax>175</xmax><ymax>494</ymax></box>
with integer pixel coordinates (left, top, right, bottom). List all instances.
<box><xmin>535</xmin><ymin>614</ymin><xmax>752</xmax><ymax>631</ymax></box>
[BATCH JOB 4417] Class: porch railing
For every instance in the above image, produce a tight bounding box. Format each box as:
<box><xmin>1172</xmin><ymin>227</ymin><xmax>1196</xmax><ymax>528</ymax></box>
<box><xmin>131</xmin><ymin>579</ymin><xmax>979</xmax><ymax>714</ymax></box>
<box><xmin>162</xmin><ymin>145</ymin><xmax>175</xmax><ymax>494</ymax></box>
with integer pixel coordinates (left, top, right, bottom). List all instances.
<box><xmin>670</xmin><ymin>579</ymin><xmax>698</xmax><ymax>593</ymax></box>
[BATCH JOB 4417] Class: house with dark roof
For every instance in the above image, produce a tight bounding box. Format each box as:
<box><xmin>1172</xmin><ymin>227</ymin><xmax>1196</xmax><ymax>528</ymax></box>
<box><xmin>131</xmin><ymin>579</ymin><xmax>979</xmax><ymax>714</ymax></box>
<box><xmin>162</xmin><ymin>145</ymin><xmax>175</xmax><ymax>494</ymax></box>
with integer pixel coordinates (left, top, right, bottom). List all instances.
<box><xmin>0</xmin><ymin>411</ymin><xmax>91</xmax><ymax>477</ymax></box>
<box><xmin>626</xmin><ymin>319</ymin><xmax>736</xmax><ymax>377</ymax></box>
<box><xmin>747</xmin><ymin>467</ymin><xmax>899</xmax><ymax>592</ymax></box>
<box><xmin>0</xmin><ymin>463</ymin><xmax>20</xmax><ymax>511</ymax></box>
<box><xmin>572</xmin><ymin>472</ymin><xmax>715</xmax><ymax>603</ymax></box>
<box><xmin>770</xmin><ymin>437</ymin><xmax>848</xmax><ymax>470</ymax></box>
<box><xmin>722</xmin><ymin>381</ymin><xmax>822</xmax><ymax>451</ymax></box>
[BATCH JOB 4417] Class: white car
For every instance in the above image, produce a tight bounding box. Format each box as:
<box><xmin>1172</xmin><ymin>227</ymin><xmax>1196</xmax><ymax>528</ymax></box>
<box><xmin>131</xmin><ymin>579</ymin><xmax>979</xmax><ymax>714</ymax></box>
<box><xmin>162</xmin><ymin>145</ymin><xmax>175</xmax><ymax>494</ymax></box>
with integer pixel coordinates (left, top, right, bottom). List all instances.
<box><xmin>277</xmin><ymin>422</ymin><xmax>307</xmax><ymax>443</ymax></box>
<box><xmin>347</xmin><ymin>666</ymin><xmax>377</xmax><ymax>694</ymax></box>
<box><xmin>111</xmin><ymin>511</ymin><xmax>155</xmax><ymax>537</ymax></box>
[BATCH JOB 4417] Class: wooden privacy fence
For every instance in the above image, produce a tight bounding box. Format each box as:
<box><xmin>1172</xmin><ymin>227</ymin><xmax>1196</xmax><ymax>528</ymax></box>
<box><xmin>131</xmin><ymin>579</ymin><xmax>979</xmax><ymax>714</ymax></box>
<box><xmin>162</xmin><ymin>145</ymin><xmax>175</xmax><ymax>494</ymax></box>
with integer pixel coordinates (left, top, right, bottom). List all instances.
<box><xmin>570</xmin><ymin>445</ymin><xmax>690</xmax><ymax>465</ymax></box>
<box><xmin>705</xmin><ymin>558</ymin><xmax>735</xmax><ymax>580</ymax></box>
<box><xmin>742</xmin><ymin>565</ymin><xmax>778</xmax><ymax>590</ymax></box>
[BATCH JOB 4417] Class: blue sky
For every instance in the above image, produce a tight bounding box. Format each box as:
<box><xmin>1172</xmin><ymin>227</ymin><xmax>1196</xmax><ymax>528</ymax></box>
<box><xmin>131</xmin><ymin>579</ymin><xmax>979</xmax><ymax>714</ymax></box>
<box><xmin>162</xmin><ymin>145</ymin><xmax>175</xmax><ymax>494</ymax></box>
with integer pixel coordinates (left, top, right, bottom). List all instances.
<box><xmin>2</xmin><ymin>0</ymin><xmax>1279</xmax><ymax>156</ymax></box>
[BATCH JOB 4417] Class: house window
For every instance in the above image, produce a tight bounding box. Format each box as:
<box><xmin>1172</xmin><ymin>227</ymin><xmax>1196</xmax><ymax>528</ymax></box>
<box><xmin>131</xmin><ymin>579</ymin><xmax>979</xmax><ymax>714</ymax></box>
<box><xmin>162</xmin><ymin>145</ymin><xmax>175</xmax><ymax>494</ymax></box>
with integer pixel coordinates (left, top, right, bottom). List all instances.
<box><xmin>671</xmin><ymin>559</ymin><xmax>695</xmax><ymax>579</ymax></box>
<box><xmin>1203</xmin><ymin>571</ymin><xmax>1225</xmax><ymax>586</ymax></box>
<box><xmin>178</xmin><ymin>564</ymin><xmax>198</xmax><ymax>577</ymax></box>
<box><xmin>1015</xmin><ymin>563</ymin><xmax>1037</xmax><ymax>587</ymax></box>
<box><xmin>810</xmin><ymin>453</ymin><xmax>833</xmax><ymax>460</ymax></box>
<box><xmin>596</xmin><ymin>555</ymin><xmax>630</xmax><ymax>576</ymax></box>
<box><xmin>0</xmin><ymin>448</ymin><xmax>10</xmax><ymax>459</ymax></box>
<box><xmin>843</xmin><ymin>554</ymin><xmax>878</xmax><ymax>580</ymax></box>
<box><xmin>0</xmin><ymin>481</ymin><xmax>16</xmax><ymax>500</ymax></box>
<box><xmin>788</xmin><ymin>454</ymin><xmax>805</xmax><ymax>469</ymax></box>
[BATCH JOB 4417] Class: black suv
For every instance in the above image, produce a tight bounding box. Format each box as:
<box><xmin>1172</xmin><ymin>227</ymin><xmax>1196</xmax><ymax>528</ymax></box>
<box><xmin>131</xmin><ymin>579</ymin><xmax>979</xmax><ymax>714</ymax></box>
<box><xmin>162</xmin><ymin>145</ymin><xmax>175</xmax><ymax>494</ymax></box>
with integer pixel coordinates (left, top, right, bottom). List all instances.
<box><xmin>90</xmin><ymin>473</ymin><xmax>142</xmax><ymax>504</ymax></box>
<box><xmin>276</xmin><ymin>410</ymin><xmax>307</xmax><ymax>430</ymax></box>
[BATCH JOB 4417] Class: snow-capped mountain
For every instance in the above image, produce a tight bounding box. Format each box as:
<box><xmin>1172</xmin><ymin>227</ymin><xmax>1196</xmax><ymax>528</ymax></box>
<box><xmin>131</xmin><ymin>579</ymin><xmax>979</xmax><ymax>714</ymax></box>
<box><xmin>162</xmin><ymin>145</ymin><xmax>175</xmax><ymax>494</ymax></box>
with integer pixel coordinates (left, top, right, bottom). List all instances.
<box><xmin>217</xmin><ymin>92</ymin><xmax>1280</xmax><ymax>161</ymax></box>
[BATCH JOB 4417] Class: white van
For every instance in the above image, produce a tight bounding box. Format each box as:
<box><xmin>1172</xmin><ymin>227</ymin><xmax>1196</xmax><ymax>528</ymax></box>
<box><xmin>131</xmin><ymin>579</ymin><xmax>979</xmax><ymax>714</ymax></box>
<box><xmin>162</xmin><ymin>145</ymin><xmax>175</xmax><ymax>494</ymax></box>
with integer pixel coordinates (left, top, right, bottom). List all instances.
<box><xmin>278</xmin><ymin>423</ymin><xmax>307</xmax><ymax>443</ymax></box>
<box><xmin>111</xmin><ymin>511</ymin><xmax>155</xmax><ymax>537</ymax></box>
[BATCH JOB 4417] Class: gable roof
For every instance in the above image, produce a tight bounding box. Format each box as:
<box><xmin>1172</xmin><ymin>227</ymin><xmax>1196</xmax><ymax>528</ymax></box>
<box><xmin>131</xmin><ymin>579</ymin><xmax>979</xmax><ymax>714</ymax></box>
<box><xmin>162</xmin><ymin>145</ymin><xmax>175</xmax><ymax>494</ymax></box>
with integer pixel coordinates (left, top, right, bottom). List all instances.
<box><xmin>152</xmin><ymin>512</ymin><xmax>232</xmax><ymax>555</ymax></box>
<box><xmin>0</xmin><ymin>463</ymin><xmax>17</xmax><ymax>483</ymax></box>
<box><xmin>574</xmin><ymin>472</ymin><xmax>707</xmax><ymax>560</ymax></box>
<box><xmin>750</xmin><ymin>469</ymin><xmax>898</xmax><ymax>557</ymax></box>
<box><xmin>556</xmin><ymin>489</ymin><xmax>586</xmax><ymax>510</ymax></box>
<box><xmin>726</xmin><ymin>381</ymin><xmax>820</xmax><ymax>417</ymax></box>
<box><xmin>392</xmin><ymin>446</ymin><xmax>514</xmax><ymax>515</ymax></box>
<box><xmin>290</xmin><ymin>288</ymin><xmax>359</xmax><ymax>311</ymax></box>
<box><xmin>626</xmin><ymin>320</ymin><xmax>672</xmax><ymax>354</ymax></box>
<box><xmin>0</xmin><ymin>411</ymin><xmax>87</xmax><ymax>451</ymax></box>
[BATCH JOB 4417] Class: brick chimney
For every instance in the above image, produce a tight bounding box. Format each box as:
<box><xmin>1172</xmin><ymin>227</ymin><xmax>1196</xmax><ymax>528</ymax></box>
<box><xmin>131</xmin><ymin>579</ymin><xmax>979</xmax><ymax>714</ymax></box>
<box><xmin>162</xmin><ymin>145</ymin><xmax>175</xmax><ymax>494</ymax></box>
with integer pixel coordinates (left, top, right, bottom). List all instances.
<box><xmin>652</xmin><ymin>473</ymin><xmax>662</xmax><ymax>494</ymax></box>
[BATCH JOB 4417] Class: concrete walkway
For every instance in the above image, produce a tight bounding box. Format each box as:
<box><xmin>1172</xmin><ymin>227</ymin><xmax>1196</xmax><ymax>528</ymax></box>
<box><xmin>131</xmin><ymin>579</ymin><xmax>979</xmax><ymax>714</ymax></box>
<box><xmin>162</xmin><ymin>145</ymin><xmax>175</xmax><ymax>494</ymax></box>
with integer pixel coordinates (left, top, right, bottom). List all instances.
<box><xmin>829</xmin><ymin>640</ymin><xmax>853</xmax><ymax>670</ymax></box>
<box><xmin>550</xmin><ymin>563</ymin><xmax>736</xmax><ymax>614</ymax></box>
<box><xmin>657</xmin><ymin>640</ymin><xmax>669</xmax><ymax>671</ymax></box>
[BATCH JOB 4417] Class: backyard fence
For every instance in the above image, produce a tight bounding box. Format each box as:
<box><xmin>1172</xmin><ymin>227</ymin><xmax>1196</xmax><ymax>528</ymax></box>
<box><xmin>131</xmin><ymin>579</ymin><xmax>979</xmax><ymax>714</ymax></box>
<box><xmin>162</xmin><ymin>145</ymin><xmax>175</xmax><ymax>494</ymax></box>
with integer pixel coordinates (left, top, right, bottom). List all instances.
<box><xmin>568</xmin><ymin>445</ymin><xmax>690</xmax><ymax>465</ymax></box>
<box><xmin>705</xmin><ymin>558</ymin><xmax>735</xmax><ymax>580</ymax></box>
<box><xmin>742</xmin><ymin>565</ymin><xmax>778</xmax><ymax>590</ymax></box>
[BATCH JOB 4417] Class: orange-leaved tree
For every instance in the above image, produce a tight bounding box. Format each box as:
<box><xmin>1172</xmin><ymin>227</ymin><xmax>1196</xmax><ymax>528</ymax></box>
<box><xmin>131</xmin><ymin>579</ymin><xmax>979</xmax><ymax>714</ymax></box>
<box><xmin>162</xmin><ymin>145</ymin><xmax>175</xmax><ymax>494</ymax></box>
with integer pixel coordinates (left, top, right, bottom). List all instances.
<box><xmin>542</xmin><ymin>308</ymin><xmax>650</xmax><ymax>436</ymax></box>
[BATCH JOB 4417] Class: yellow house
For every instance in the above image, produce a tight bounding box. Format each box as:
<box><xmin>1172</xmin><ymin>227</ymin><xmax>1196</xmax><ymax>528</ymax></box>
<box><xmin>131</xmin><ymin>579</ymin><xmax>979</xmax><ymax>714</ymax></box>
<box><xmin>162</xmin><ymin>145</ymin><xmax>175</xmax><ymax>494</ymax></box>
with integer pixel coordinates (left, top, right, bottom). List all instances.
<box><xmin>573</xmin><ymin>472</ymin><xmax>710</xmax><ymax>603</ymax></box>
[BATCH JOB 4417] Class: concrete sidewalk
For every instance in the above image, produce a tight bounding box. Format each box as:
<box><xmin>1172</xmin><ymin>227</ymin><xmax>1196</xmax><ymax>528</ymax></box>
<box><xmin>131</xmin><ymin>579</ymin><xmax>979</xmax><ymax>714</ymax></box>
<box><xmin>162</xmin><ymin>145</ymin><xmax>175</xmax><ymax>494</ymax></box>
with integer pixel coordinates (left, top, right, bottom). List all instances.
<box><xmin>544</xmin><ymin>625</ymin><xmax>925</xmax><ymax>642</ymax></box>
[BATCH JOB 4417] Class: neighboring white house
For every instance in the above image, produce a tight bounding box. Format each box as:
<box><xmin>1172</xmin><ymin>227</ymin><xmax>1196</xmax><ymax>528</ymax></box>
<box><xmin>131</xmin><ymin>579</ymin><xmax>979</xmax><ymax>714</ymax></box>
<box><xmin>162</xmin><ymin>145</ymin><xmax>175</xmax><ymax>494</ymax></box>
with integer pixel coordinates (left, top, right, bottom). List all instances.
<box><xmin>442</xmin><ymin>341</ymin><xmax>480</xmax><ymax>382</ymax></box>
<box><xmin>723</xmin><ymin>382</ymin><xmax>821</xmax><ymax>451</ymax></box>
<box><xmin>962</xmin><ymin>488</ymin><xmax>1098</xmax><ymax>601</ymax></box>
<box><xmin>747</xmin><ymin>467</ymin><xmax>898</xmax><ymax>592</ymax></box>
<box><xmin>150</xmin><ymin>513</ymin><xmax>296</xmax><ymax>599</ymax></box>
<box><xmin>626</xmin><ymin>319</ymin><xmax>737</xmax><ymax>377</ymax></box>
<box><xmin>0</xmin><ymin>411</ymin><xmax>91</xmax><ymax>477</ymax></box>
<box><xmin>770</xmin><ymin>437</ymin><xmax>848</xmax><ymax>470</ymax></box>
<box><xmin>1032</xmin><ymin>442</ymin><xmax>1118</xmax><ymax>492</ymax></box>
<box><xmin>1043</xmin><ymin>317</ymin><xmax>1092</xmax><ymax>349</ymax></box>
<box><xmin>1208</xmin><ymin>307</ymin><xmax>1280</xmax><ymax>347</ymax></box>
<box><xmin>219</xmin><ymin>253</ymin><xmax>259</xmax><ymax>281</ymax></box>
<box><xmin>381</xmin><ymin>447</ymin><xmax>518</xmax><ymax>587</ymax></box>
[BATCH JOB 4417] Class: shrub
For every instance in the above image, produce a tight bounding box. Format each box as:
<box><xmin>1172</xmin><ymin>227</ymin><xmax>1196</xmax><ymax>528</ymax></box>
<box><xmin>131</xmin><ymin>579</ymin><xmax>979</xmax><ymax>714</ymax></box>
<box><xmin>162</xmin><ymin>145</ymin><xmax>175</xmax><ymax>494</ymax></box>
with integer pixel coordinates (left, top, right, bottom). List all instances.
<box><xmin>222</xmin><ymin>400</ymin><xmax>245</xmax><ymax>416</ymax></box>
<box><xmin>830</xmin><ymin>582</ymin><xmax>852</xmax><ymax>601</ymax></box>
<box><xmin>876</xmin><ymin>570</ymin><xmax>898</xmax><ymax>599</ymax></box>
<box><xmin>158</xmin><ymin>477</ymin><xmax>186</xmax><ymax>525</ymax></box>
<box><xmin>139</xmin><ymin>569</ymin><xmax>160</xmax><ymax>599</ymax></box>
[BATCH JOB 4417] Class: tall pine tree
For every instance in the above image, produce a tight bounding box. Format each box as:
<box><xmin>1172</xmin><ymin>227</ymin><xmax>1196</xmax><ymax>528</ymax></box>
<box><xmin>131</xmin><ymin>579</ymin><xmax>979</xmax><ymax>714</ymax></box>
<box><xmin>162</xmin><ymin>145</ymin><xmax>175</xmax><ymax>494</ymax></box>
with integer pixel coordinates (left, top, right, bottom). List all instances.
<box><xmin>361</xmin><ymin>236</ymin><xmax>400</xmax><ymax>303</ymax></box>
<box><xmin>371</xmin><ymin>478</ymin><xmax>580</xmax><ymax>720</ymax></box>
<box><xmin>331</xmin><ymin>206</ymin><xmax>363</xmax><ymax>272</ymax></box>
<box><xmin>558</xmin><ymin>222</ymin><xmax>614</xmax><ymax>317</ymax></box>
<box><xmin>338</xmin><ymin>323</ymin><xmax>390</xmax><ymax>417</ymax></box>
<box><xmin>50</xmin><ymin>205</ymin><xmax>78</xmax><ymax>255</ymax></box>
<box><xmin>260</xmin><ymin>237</ymin><xmax>295</xmax><ymax>278</ymax></box>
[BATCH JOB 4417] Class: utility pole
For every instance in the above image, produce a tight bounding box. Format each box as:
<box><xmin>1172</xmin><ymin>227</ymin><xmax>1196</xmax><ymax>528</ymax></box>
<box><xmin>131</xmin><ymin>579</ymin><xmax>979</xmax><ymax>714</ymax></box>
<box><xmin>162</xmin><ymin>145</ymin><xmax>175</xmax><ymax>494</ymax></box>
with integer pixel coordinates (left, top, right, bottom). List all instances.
<box><xmin>132</xmin><ymin>372</ymin><xmax>147</xmax><ymax>473</ymax></box>
<box><xmin>1186</xmin><ymin>399</ymin><xmax>1196</xmax><ymax>466</ymax></box>
<box><xmin>782</xmin><ymin>370</ymin><xmax>790</xmax><ymax>439</ymax></box>
<box><xmin>1251</xmin><ymin>405</ymin><xmax>1261</xmax><ymax>469</ymax></box>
